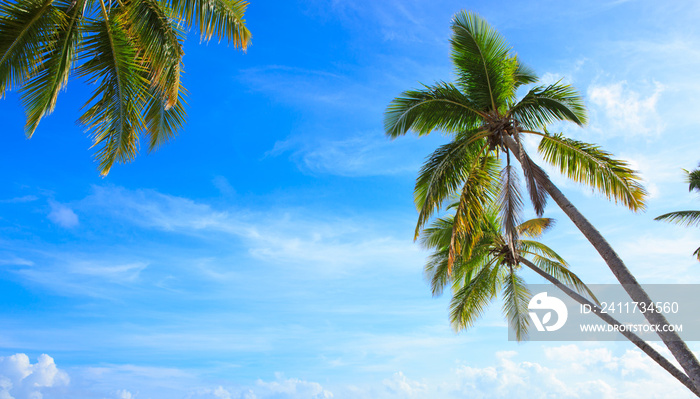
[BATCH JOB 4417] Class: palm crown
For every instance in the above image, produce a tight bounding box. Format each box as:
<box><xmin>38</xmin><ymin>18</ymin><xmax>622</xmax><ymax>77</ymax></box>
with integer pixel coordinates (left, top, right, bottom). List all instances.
<box><xmin>0</xmin><ymin>0</ymin><xmax>251</xmax><ymax>174</ymax></box>
<box><xmin>385</xmin><ymin>11</ymin><xmax>646</xmax><ymax>269</ymax></box>
<box><xmin>655</xmin><ymin>166</ymin><xmax>700</xmax><ymax>260</ymax></box>
<box><xmin>421</xmin><ymin>200</ymin><xmax>595</xmax><ymax>341</ymax></box>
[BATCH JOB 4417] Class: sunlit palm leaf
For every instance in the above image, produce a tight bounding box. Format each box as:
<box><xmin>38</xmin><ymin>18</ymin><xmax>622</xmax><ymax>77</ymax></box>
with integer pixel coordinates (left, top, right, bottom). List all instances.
<box><xmin>384</xmin><ymin>82</ymin><xmax>485</xmax><ymax>138</ymax></box>
<box><xmin>538</xmin><ymin>132</ymin><xmax>647</xmax><ymax>211</ymax></box>
<box><xmin>77</xmin><ymin>8</ymin><xmax>148</xmax><ymax>175</ymax></box>
<box><xmin>414</xmin><ymin>135</ymin><xmax>493</xmax><ymax>238</ymax></box>
<box><xmin>517</xmin><ymin>218</ymin><xmax>555</xmax><ymax>238</ymax></box>
<box><xmin>449</xmin><ymin>155</ymin><xmax>500</xmax><ymax>268</ymax></box>
<box><xmin>169</xmin><ymin>0</ymin><xmax>251</xmax><ymax>47</ymax></box>
<box><xmin>498</xmin><ymin>163</ymin><xmax>523</xmax><ymax>254</ymax></box>
<box><xmin>20</xmin><ymin>0</ymin><xmax>84</xmax><ymax>137</ymax></box>
<box><xmin>502</xmin><ymin>270</ymin><xmax>530</xmax><ymax>341</ymax></box>
<box><xmin>517</xmin><ymin>141</ymin><xmax>549</xmax><ymax>216</ymax></box>
<box><xmin>510</xmin><ymin>83</ymin><xmax>588</xmax><ymax>129</ymax></box>
<box><xmin>449</xmin><ymin>259</ymin><xmax>499</xmax><ymax>331</ymax></box>
<box><xmin>450</xmin><ymin>11</ymin><xmax>517</xmax><ymax>112</ymax></box>
<box><xmin>654</xmin><ymin>211</ymin><xmax>700</xmax><ymax>227</ymax></box>
<box><xmin>0</xmin><ymin>0</ymin><xmax>59</xmax><ymax>95</ymax></box>
<box><xmin>127</xmin><ymin>0</ymin><xmax>184</xmax><ymax>109</ymax></box>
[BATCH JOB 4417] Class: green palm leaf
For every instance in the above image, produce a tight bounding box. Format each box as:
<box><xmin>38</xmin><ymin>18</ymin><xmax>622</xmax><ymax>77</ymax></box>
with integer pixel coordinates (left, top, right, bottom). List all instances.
<box><xmin>517</xmin><ymin>218</ymin><xmax>555</xmax><ymax>238</ymax></box>
<box><xmin>384</xmin><ymin>82</ymin><xmax>485</xmax><ymax>138</ymax></box>
<box><xmin>538</xmin><ymin>132</ymin><xmax>647</xmax><ymax>211</ymax></box>
<box><xmin>0</xmin><ymin>0</ymin><xmax>59</xmax><ymax>95</ymax></box>
<box><xmin>502</xmin><ymin>270</ymin><xmax>530</xmax><ymax>341</ymax></box>
<box><xmin>169</xmin><ymin>0</ymin><xmax>251</xmax><ymax>47</ymax></box>
<box><xmin>127</xmin><ymin>0</ymin><xmax>184</xmax><ymax>109</ymax></box>
<box><xmin>450</xmin><ymin>11</ymin><xmax>516</xmax><ymax>112</ymax></box>
<box><xmin>449</xmin><ymin>259</ymin><xmax>500</xmax><ymax>331</ymax></box>
<box><xmin>654</xmin><ymin>211</ymin><xmax>700</xmax><ymax>227</ymax></box>
<box><xmin>77</xmin><ymin>7</ymin><xmax>148</xmax><ymax>175</ymax></box>
<box><xmin>20</xmin><ymin>0</ymin><xmax>84</xmax><ymax>137</ymax></box>
<box><xmin>413</xmin><ymin>135</ymin><xmax>496</xmax><ymax>238</ymax></box>
<box><xmin>510</xmin><ymin>83</ymin><xmax>588</xmax><ymax>129</ymax></box>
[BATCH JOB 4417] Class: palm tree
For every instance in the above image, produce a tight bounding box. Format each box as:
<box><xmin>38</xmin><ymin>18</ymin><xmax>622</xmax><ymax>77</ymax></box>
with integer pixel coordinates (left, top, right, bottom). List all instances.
<box><xmin>384</xmin><ymin>11</ymin><xmax>700</xmax><ymax>389</ymax></box>
<box><xmin>655</xmin><ymin>166</ymin><xmax>700</xmax><ymax>259</ymax></box>
<box><xmin>0</xmin><ymin>0</ymin><xmax>251</xmax><ymax>175</ymax></box>
<box><xmin>422</xmin><ymin>203</ymin><xmax>700</xmax><ymax>396</ymax></box>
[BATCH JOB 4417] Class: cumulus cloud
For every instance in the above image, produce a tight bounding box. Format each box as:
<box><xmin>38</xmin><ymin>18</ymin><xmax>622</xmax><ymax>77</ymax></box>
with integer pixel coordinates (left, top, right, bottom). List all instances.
<box><xmin>382</xmin><ymin>372</ymin><xmax>427</xmax><ymax>397</ymax></box>
<box><xmin>254</xmin><ymin>373</ymin><xmax>333</xmax><ymax>399</ymax></box>
<box><xmin>47</xmin><ymin>201</ymin><xmax>79</xmax><ymax>228</ymax></box>
<box><xmin>588</xmin><ymin>81</ymin><xmax>664</xmax><ymax>137</ymax></box>
<box><xmin>0</xmin><ymin>354</ymin><xmax>69</xmax><ymax>399</ymax></box>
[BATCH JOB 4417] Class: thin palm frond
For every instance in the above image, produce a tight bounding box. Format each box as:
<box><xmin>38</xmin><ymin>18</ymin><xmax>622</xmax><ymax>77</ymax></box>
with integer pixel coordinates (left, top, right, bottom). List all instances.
<box><xmin>0</xmin><ymin>0</ymin><xmax>60</xmax><ymax>95</ymax></box>
<box><xmin>77</xmin><ymin>8</ymin><xmax>148</xmax><ymax>175</ymax></box>
<box><xmin>538</xmin><ymin>132</ymin><xmax>647</xmax><ymax>211</ymax></box>
<box><xmin>20</xmin><ymin>0</ymin><xmax>84</xmax><ymax>137</ymax></box>
<box><xmin>654</xmin><ymin>211</ymin><xmax>700</xmax><ymax>227</ymax></box>
<box><xmin>384</xmin><ymin>82</ymin><xmax>485</xmax><ymax>138</ymax></box>
<box><xmin>517</xmin><ymin>218</ymin><xmax>555</xmax><ymax>238</ymax></box>
<box><xmin>517</xmin><ymin>139</ymin><xmax>549</xmax><ymax>216</ymax></box>
<box><xmin>502</xmin><ymin>270</ymin><xmax>530</xmax><ymax>341</ymax></box>
<box><xmin>414</xmin><ymin>135</ymin><xmax>493</xmax><ymax>238</ymax></box>
<box><xmin>449</xmin><ymin>259</ymin><xmax>499</xmax><ymax>331</ymax></box>
<box><xmin>169</xmin><ymin>0</ymin><xmax>251</xmax><ymax>47</ymax></box>
<box><xmin>450</xmin><ymin>11</ymin><xmax>517</xmax><ymax>111</ymax></box>
<box><xmin>498</xmin><ymin>163</ymin><xmax>523</xmax><ymax>254</ymax></box>
<box><xmin>510</xmin><ymin>83</ymin><xmax>588</xmax><ymax>129</ymax></box>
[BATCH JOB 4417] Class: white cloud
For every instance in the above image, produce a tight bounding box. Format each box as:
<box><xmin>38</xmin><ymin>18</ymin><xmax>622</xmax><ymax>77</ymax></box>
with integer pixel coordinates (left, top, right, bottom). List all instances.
<box><xmin>254</xmin><ymin>373</ymin><xmax>333</xmax><ymax>399</ymax></box>
<box><xmin>588</xmin><ymin>81</ymin><xmax>664</xmax><ymax>138</ymax></box>
<box><xmin>117</xmin><ymin>389</ymin><xmax>134</xmax><ymax>399</ymax></box>
<box><xmin>382</xmin><ymin>372</ymin><xmax>427</xmax><ymax>397</ymax></box>
<box><xmin>0</xmin><ymin>354</ymin><xmax>69</xmax><ymax>399</ymax></box>
<box><xmin>268</xmin><ymin>132</ymin><xmax>441</xmax><ymax>177</ymax></box>
<box><xmin>47</xmin><ymin>200</ymin><xmax>79</xmax><ymax>228</ymax></box>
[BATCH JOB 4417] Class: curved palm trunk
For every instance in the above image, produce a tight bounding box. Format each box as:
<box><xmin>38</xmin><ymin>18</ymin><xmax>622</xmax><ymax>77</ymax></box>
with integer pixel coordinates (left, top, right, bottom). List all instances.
<box><xmin>519</xmin><ymin>257</ymin><xmax>700</xmax><ymax>397</ymax></box>
<box><xmin>505</xmin><ymin>137</ymin><xmax>700</xmax><ymax>390</ymax></box>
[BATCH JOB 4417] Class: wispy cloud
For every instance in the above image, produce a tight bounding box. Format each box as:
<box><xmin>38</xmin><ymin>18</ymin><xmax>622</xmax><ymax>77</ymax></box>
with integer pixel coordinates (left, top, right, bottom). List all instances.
<box><xmin>47</xmin><ymin>200</ymin><xmax>80</xmax><ymax>228</ymax></box>
<box><xmin>587</xmin><ymin>81</ymin><xmax>664</xmax><ymax>138</ymax></box>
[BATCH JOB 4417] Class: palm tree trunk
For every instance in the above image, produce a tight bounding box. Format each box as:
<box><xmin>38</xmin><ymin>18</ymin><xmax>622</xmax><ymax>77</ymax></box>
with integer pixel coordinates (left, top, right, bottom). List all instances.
<box><xmin>505</xmin><ymin>137</ymin><xmax>700</xmax><ymax>390</ymax></box>
<box><xmin>519</xmin><ymin>257</ymin><xmax>700</xmax><ymax>397</ymax></box>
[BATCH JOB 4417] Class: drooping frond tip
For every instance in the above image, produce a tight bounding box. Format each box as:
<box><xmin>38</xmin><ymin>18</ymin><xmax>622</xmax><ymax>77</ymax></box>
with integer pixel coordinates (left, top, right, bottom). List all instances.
<box><xmin>538</xmin><ymin>133</ymin><xmax>647</xmax><ymax>211</ymax></box>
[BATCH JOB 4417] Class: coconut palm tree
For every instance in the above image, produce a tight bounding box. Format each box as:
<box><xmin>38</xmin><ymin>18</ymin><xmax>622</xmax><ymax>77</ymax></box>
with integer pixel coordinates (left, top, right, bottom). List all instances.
<box><xmin>422</xmin><ymin>203</ymin><xmax>700</xmax><ymax>396</ymax></box>
<box><xmin>384</xmin><ymin>10</ymin><xmax>700</xmax><ymax>389</ymax></box>
<box><xmin>0</xmin><ymin>0</ymin><xmax>251</xmax><ymax>175</ymax></box>
<box><xmin>655</xmin><ymin>166</ymin><xmax>700</xmax><ymax>260</ymax></box>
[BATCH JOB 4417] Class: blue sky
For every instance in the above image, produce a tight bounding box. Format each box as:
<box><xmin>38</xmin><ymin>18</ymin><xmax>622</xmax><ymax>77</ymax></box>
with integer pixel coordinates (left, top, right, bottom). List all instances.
<box><xmin>1</xmin><ymin>0</ymin><xmax>700</xmax><ymax>398</ymax></box>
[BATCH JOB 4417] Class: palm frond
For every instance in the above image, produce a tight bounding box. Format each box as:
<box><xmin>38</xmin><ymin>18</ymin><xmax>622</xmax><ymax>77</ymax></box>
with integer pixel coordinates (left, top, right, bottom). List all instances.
<box><xmin>77</xmin><ymin>7</ymin><xmax>148</xmax><ymax>175</ymax></box>
<box><xmin>449</xmin><ymin>259</ymin><xmax>499</xmax><ymax>331</ymax></box>
<box><xmin>450</xmin><ymin>11</ymin><xmax>517</xmax><ymax>112</ymax></box>
<box><xmin>513</xmin><ymin>61</ymin><xmax>537</xmax><ymax>89</ymax></box>
<box><xmin>654</xmin><ymin>211</ymin><xmax>700</xmax><ymax>227</ymax></box>
<box><xmin>126</xmin><ymin>0</ymin><xmax>184</xmax><ymax>109</ymax></box>
<box><xmin>414</xmin><ymin>135</ymin><xmax>495</xmax><ymax>238</ymax></box>
<box><xmin>169</xmin><ymin>0</ymin><xmax>251</xmax><ymax>47</ymax></box>
<box><xmin>517</xmin><ymin>140</ymin><xmax>549</xmax><ymax>216</ymax></box>
<box><xmin>0</xmin><ymin>0</ymin><xmax>60</xmax><ymax>95</ymax></box>
<box><xmin>20</xmin><ymin>0</ymin><xmax>84</xmax><ymax>137</ymax></box>
<box><xmin>510</xmin><ymin>83</ymin><xmax>588</xmax><ymax>129</ymax></box>
<box><xmin>497</xmin><ymin>163</ymin><xmax>523</xmax><ymax>254</ymax></box>
<box><xmin>517</xmin><ymin>218</ymin><xmax>555</xmax><ymax>238</ymax></box>
<box><xmin>448</xmin><ymin>155</ymin><xmax>500</xmax><ymax>268</ymax></box>
<box><xmin>686</xmin><ymin>168</ymin><xmax>700</xmax><ymax>193</ymax></box>
<box><xmin>502</xmin><ymin>270</ymin><xmax>530</xmax><ymax>341</ymax></box>
<box><xmin>538</xmin><ymin>132</ymin><xmax>647</xmax><ymax>211</ymax></box>
<box><xmin>384</xmin><ymin>82</ymin><xmax>485</xmax><ymax>138</ymax></box>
